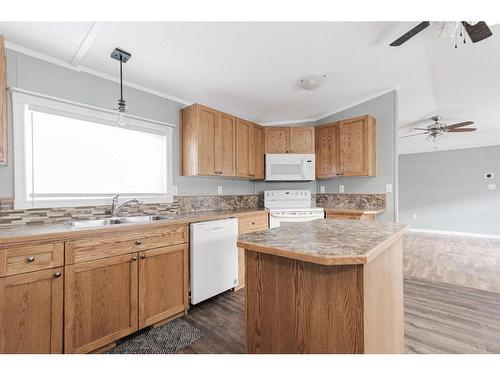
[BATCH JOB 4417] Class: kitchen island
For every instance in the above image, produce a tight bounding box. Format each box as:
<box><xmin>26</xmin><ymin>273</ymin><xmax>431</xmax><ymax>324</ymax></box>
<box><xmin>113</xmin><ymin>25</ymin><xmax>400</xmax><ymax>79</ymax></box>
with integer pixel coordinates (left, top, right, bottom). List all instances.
<box><xmin>237</xmin><ymin>219</ymin><xmax>409</xmax><ymax>354</ymax></box>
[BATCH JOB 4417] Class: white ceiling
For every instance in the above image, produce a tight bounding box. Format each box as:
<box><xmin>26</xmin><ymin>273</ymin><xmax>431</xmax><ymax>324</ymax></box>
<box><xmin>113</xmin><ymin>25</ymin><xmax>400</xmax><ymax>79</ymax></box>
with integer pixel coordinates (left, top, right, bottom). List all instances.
<box><xmin>0</xmin><ymin>21</ymin><xmax>499</xmax><ymax>154</ymax></box>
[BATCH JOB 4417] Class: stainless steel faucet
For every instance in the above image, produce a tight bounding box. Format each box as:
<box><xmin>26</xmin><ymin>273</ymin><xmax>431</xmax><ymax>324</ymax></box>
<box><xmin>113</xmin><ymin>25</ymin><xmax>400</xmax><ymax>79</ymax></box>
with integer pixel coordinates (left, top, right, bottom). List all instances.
<box><xmin>111</xmin><ymin>194</ymin><xmax>143</xmax><ymax>217</ymax></box>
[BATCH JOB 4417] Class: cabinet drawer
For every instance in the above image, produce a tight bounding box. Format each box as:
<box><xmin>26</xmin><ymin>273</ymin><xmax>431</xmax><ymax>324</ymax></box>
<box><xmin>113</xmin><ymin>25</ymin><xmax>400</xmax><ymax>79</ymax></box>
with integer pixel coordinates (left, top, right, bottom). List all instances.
<box><xmin>65</xmin><ymin>224</ymin><xmax>189</xmax><ymax>264</ymax></box>
<box><xmin>0</xmin><ymin>242</ymin><xmax>64</xmax><ymax>277</ymax></box>
<box><xmin>238</xmin><ymin>213</ymin><xmax>268</xmax><ymax>234</ymax></box>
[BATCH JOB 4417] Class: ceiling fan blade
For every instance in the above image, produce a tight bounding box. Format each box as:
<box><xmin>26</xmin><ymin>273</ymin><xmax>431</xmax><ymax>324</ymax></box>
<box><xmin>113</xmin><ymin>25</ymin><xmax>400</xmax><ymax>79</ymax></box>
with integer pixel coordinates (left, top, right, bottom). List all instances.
<box><xmin>445</xmin><ymin>121</ymin><xmax>474</xmax><ymax>130</ymax></box>
<box><xmin>462</xmin><ymin>21</ymin><xmax>493</xmax><ymax>43</ymax></box>
<box><xmin>413</xmin><ymin>127</ymin><xmax>430</xmax><ymax>131</ymax></box>
<box><xmin>398</xmin><ymin>132</ymin><xmax>429</xmax><ymax>138</ymax></box>
<box><xmin>390</xmin><ymin>21</ymin><xmax>430</xmax><ymax>46</ymax></box>
<box><xmin>447</xmin><ymin>128</ymin><xmax>477</xmax><ymax>132</ymax></box>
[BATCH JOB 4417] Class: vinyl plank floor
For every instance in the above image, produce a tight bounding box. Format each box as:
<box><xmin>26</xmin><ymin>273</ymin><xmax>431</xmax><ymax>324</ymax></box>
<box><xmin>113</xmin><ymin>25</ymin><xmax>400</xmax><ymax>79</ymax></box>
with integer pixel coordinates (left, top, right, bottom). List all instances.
<box><xmin>179</xmin><ymin>278</ymin><xmax>500</xmax><ymax>354</ymax></box>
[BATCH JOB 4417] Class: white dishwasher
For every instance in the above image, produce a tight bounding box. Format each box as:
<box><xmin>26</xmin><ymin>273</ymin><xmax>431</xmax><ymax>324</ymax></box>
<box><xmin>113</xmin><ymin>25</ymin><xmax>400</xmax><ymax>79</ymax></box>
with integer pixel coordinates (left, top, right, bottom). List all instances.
<box><xmin>190</xmin><ymin>218</ymin><xmax>239</xmax><ymax>305</ymax></box>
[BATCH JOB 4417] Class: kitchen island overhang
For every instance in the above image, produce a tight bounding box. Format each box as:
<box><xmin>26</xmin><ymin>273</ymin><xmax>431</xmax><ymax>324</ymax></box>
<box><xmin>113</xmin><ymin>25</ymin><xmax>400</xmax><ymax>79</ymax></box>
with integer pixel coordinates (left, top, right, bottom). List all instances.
<box><xmin>237</xmin><ymin>219</ymin><xmax>409</xmax><ymax>354</ymax></box>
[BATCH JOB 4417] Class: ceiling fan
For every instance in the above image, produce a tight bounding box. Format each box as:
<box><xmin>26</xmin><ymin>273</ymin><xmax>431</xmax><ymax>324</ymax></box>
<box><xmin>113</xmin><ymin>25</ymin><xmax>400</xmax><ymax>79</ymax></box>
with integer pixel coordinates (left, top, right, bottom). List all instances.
<box><xmin>390</xmin><ymin>21</ymin><xmax>493</xmax><ymax>47</ymax></box>
<box><xmin>399</xmin><ymin>116</ymin><xmax>477</xmax><ymax>145</ymax></box>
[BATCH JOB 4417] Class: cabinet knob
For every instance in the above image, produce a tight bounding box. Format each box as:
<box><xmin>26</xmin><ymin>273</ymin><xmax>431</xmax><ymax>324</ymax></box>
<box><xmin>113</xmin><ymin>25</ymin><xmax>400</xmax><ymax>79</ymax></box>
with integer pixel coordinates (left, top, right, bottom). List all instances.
<box><xmin>53</xmin><ymin>271</ymin><xmax>62</xmax><ymax>278</ymax></box>
<box><xmin>132</xmin><ymin>256</ymin><xmax>138</xmax><ymax>261</ymax></box>
<box><xmin>135</xmin><ymin>240</ymin><xmax>142</xmax><ymax>245</ymax></box>
<box><xmin>140</xmin><ymin>254</ymin><xmax>146</xmax><ymax>259</ymax></box>
<box><xmin>220</xmin><ymin>171</ymin><xmax>223</xmax><ymax>175</ymax></box>
<box><xmin>26</xmin><ymin>256</ymin><xmax>35</xmax><ymax>263</ymax></box>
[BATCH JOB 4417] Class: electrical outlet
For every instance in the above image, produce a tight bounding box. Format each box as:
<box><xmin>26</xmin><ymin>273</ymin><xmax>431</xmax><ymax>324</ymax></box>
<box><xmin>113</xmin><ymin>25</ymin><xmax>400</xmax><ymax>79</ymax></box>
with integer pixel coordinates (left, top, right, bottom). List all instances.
<box><xmin>488</xmin><ymin>184</ymin><xmax>497</xmax><ymax>190</ymax></box>
<box><xmin>172</xmin><ymin>185</ymin><xmax>178</xmax><ymax>196</ymax></box>
<box><xmin>413</xmin><ymin>214</ymin><xmax>417</xmax><ymax>219</ymax></box>
<box><xmin>339</xmin><ymin>185</ymin><xmax>345</xmax><ymax>193</ymax></box>
<box><xmin>217</xmin><ymin>186</ymin><xmax>223</xmax><ymax>195</ymax></box>
<box><xmin>320</xmin><ymin>186</ymin><xmax>325</xmax><ymax>193</ymax></box>
<box><xmin>386</xmin><ymin>184</ymin><xmax>393</xmax><ymax>193</ymax></box>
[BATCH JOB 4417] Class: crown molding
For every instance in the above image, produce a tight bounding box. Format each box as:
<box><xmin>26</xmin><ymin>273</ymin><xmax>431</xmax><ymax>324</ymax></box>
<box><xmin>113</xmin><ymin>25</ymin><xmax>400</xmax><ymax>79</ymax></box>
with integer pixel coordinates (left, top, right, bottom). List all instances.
<box><xmin>5</xmin><ymin>41</ymin><xmax>193</xmax><ymax>106</ymax></box>
<box><xmin>260</xmin><ymin>118</ymin><xmax>317</xmax><ymax>126</ymax></box>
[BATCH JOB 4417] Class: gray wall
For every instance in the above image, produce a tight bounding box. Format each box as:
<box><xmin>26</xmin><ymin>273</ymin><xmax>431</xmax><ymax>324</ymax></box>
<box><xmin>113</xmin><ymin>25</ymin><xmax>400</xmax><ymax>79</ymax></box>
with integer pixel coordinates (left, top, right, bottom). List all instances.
<box><xmin>315</xmin><ymin>91</ymin><xmax>397</xmax><ymax>221</ymax></box>
<box><xmin>399</xmin><ymin>146</ymin><xmax>500</xmax><ymax>235</ymax></box>
<box><xmin>0</xmin><ymin>49</ymin><xmax>255</xmax><ymax>198</ymax></box>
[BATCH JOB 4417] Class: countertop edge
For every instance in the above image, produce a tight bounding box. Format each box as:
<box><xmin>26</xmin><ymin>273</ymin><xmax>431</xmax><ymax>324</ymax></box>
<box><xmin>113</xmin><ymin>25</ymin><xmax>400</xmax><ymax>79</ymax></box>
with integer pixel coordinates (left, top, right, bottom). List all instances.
<box><xmin>237</xmin><ymin>224</ymin><xmax>410</xmax><ymax>266</ymax></box>
<box><xmin>0</xmin><ymin>209</ymin><xmax>268</xmax><ymax>247</ymax></box>
<box><xmin>324</xmin><ymin>208</ymin><xmax>386</xmax><ymax>215</ymax></box>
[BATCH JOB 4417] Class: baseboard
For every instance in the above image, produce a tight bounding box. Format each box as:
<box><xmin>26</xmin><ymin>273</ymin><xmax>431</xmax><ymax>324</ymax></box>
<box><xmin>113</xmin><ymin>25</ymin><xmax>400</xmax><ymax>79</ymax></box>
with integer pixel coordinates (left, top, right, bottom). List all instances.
<box><xmin>410</xmin><ymin>228</ymin><xmax>500</xmax><ymax>240</ymax></box>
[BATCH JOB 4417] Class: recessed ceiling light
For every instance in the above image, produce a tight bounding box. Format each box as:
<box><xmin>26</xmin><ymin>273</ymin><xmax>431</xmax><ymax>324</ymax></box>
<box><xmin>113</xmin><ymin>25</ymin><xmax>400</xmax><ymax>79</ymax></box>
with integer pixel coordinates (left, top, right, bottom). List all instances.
<box><xmin>298</xmin><ymin>73</ymin><xmax>327</xmax><ymax>90</ymax></box>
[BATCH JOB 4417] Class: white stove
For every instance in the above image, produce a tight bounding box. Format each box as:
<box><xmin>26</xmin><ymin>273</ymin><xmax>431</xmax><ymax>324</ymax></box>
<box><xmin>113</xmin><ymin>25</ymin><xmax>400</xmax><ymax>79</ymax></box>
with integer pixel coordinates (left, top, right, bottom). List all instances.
<box><xmin>264</xmin><ymin>190</ymin><xmax>324</xmax><ymax>228</ymax></box>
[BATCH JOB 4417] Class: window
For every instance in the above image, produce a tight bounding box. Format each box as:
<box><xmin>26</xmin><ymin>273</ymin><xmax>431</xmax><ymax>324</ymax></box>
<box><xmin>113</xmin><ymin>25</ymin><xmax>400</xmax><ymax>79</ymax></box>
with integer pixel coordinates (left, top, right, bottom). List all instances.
<box><xmin>12</xmin><ymin>90</ymin><xmax>173</xmax><ymax>208</ymax></box>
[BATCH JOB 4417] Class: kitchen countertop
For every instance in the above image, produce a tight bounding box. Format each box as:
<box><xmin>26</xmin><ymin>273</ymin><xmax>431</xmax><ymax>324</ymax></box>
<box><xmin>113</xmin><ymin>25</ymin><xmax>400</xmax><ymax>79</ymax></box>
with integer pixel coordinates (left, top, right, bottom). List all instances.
<box><xmin>0</xmin><ymin>208</ymin><xmax>268</xmax><ymax>246</ymax></box>
<box><xmin>237</xmin><ymin>219</ymin><xmax>409</xmax><ymax>265</ymax></box>
<box><xmin>324</xmin><ymin>208</ymin><xmax>385</xmax><ymax>215</ymax></box>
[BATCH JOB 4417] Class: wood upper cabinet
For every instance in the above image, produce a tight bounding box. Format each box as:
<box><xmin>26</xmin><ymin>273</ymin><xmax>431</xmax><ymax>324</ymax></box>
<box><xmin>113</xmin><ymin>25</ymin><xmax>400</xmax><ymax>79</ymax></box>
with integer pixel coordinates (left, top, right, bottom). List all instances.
<box><xmin>236</xmin><ymin>118</ymin><xmax>251</xmax><ymax>178</ymax></box>
<box><xmin>315</xmin><ymin>122</ymin><xmax>340</xmax><ymax>178</ymax></box>
<box><xmin>216</xmin><ymin>112</ymin><xmax>236</xmax><ymax>176</ymax></box>
<box><xmin>0</xmin><ymin>268</ymin><xmax>63</xmax><ymax>354</ymax></box>
<box><xmin>265</xmin><ymin>126</ymin><xmax>315</xmax><ymax>154</ymax></box>
<box><xmin>138</xmin><ymin>244</ymin><xmax>187</xmax><ymax>329</ymax></box>
<box><xmin>249</xmin><ymin>124</ymin><xmax>264</xmax><ymax>179</ymax></box>
<box><xmin>236</xmin><ymin>119</ymin><xmax>264</xmax><ymax>180</ymax></box>
<box><xmin>289</xmin><ymin>127</ymin><xmax>315</xmax><ymax>153</ymax></box>
<box><xmin>340</xmin><ymin>115</ymin><xmax>376</xmax><ymax>177</ymax></box>
<box><xmin>315</xmin><ymin>116</ymin><xmax>376</xmax><ymax>178</ymax></box>
<box><xmin>181</xmin><ymin>104</ymin><xmax>235</xmax><ymax>177</ymax></box>
<box><xmin>64</xmin><ymin>254</ymin><xmax>138</xmax><ymax>354</ymax></box>
<box><xmin>0</xmin><ymin>35</ymin><xmax>6</xmax><ymax>165</ymax></box>
<box><xmin>264</xmin><ymin>127</ymin><xmax>289</xmax><ymax>154</ymax></box>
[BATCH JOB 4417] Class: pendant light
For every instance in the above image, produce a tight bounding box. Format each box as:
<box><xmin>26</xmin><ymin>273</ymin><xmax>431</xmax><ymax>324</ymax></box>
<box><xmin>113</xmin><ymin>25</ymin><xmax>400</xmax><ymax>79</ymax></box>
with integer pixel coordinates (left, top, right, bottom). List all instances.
<box><xmin>110</xmin><ymin>48</ymin><xmax>132</xmax><ymax>127</ymax></box>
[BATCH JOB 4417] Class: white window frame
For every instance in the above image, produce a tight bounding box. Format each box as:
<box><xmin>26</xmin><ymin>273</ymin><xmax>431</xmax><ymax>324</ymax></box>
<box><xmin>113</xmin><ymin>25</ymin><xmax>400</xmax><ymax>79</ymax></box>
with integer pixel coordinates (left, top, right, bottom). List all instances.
<box><xmin>11</xmin><ymin>89</ymin><xmax>174</xmax><ymax>209</ymax></box>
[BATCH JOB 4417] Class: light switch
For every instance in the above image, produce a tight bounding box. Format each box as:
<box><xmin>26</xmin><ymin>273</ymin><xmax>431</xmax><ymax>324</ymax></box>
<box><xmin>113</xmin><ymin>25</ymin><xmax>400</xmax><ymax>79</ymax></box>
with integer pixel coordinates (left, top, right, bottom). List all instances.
<box><xmin>217</xmin><ymin>186</ymin><xmax>223</xmax><ymax>195</ymax></box>
<box><xmin>488</xmin><ymin>184</ymin><xmax>496</xmax><ymax>190</ymax></box>
<box><xmin>320</xmin><ymin>186</ymin><xmax>325</xmax><ymax>193</ymax></box>
<box><xmin>413</xmin><ymin>214</ymin><xmax>417</xmax><ymax>219</ymax></box>
<box><xmin>385</xmin><ymin>184</ymin><xmax>393</xmax><ymax>193</ymax></box>
<box><xmin>339</xmin><ymin>185</ymin><xmax>345</xmax><ymax>193</ymax></box>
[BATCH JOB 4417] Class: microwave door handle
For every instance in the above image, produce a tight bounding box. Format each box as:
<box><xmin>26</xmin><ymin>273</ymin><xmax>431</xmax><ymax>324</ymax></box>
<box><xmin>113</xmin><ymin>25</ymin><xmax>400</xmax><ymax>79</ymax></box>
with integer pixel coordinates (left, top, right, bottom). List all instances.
<box><xmin>301</xmin><ymin>158</ymin><xmax>307</xmax><ymax>179</ymax></box>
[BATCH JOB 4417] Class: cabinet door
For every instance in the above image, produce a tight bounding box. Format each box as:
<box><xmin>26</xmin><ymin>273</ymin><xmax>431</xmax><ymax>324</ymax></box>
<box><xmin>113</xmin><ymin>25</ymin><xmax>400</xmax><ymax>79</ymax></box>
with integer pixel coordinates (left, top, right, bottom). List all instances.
<box><xmin>64</xmin><ymin>254</ymin><xmax>138</xmax><ymax>354</ymax></box>
<box><xmin>236</xmin><ymin>118</ymin><xmax>251</xmax><ymax>178</ymax></box>
<box><xmin>215</xmin><ymin>112</ymin><xmax>236</xmax><ymax>176</ymax></box>
<box><xmin>289</xmin><ymin>127</ymin><xmax>315</xmax><ymax>154</ymax></box>
<box><xmin>249</xmin><ymin>124</ymin><xmax>265</xmax><ymax>180</ymax></box>
<box><xmin>265</xmin><ymin>127</ymin><xmax>289</xmax><ymax>154</ymax></box>
<box><xmin>340</xmin><ymin>117</ymin><xmax>370</xmax><ymax>176</ymax></box>
<box><xmin>197</xmin><ymin>105</ymin><xmax>218</xmax><ymax>176</ymax></box>
<box><xmin>315</xmin><ymin>123</ymin><xmax>340</xmax><ymax>178</ymax></box>
<box><xmin>0</xmin><ymin>267</ymin><xmax>63</xmax><ymax>354</ymax></box>
<box><xmin>138</xmin><ymin>244</ymin><xmax>187</xmax><ymax>329</ymax></box>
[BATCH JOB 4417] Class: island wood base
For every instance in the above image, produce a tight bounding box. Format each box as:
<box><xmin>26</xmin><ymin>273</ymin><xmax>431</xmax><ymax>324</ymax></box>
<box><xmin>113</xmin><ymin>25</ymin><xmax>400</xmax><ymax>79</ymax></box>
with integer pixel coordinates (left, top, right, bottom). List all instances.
<box><xmin>244</xmin><ymin>238</ymin><xmax>404</xmax><ymax>354</ymax></box>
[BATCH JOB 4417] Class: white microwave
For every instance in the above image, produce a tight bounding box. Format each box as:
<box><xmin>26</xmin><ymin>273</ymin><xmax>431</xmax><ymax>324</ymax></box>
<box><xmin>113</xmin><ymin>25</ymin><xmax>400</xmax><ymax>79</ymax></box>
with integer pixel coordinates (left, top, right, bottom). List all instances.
<box><xmin>265</xmin><ymin>154</ymin><xmax>315</xmax><ymax>181</ymax></box>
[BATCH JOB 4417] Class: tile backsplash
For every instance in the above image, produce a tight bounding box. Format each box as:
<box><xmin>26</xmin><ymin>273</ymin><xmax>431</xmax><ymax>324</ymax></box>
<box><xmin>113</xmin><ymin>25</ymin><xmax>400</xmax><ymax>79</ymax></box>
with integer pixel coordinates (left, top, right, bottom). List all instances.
<box><xmin>0</xmin><ymin>193</ymin><xmax>386</xmax><ymax>227</ymax></box>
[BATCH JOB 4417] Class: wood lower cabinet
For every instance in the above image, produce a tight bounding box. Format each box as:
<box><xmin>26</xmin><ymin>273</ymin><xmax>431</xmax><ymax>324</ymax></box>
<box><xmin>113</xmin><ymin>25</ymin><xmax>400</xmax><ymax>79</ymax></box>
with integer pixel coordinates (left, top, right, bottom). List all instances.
<box><xmin>64</xmin><ymin>254</ymin><xmax>138</xmax><ymax>354</ymax></box>
<box><xmin>265</xmin><ymin>126</ymin><xmax>315</xmax><ymax>154</ymax></box>
<box><xmin>138</xmin><ymin>244</ymin><xmax>188</xmax><ymax>329</ymax></box>
<box><xmin>0</xmin><ymin>267</ymin><xmax>63</xmax><ymax>353</ymax></box>
<box><xmin>316</xmin><ymin>115</ymin><xmax>376</xmax><ymax>178</ymax></box>
<box><xmin>236</xmin><ymin>212</ymin><xmax>269</xmax><ymax>290</ymax></box>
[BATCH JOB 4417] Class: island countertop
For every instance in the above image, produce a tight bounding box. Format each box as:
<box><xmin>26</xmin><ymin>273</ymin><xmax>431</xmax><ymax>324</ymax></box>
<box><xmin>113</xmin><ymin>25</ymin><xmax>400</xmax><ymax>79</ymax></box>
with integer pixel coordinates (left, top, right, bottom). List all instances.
<box><xmin>237</xmin><ymin>219</ymin><xmax>409</xmax><ymax>265</ymax></box>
